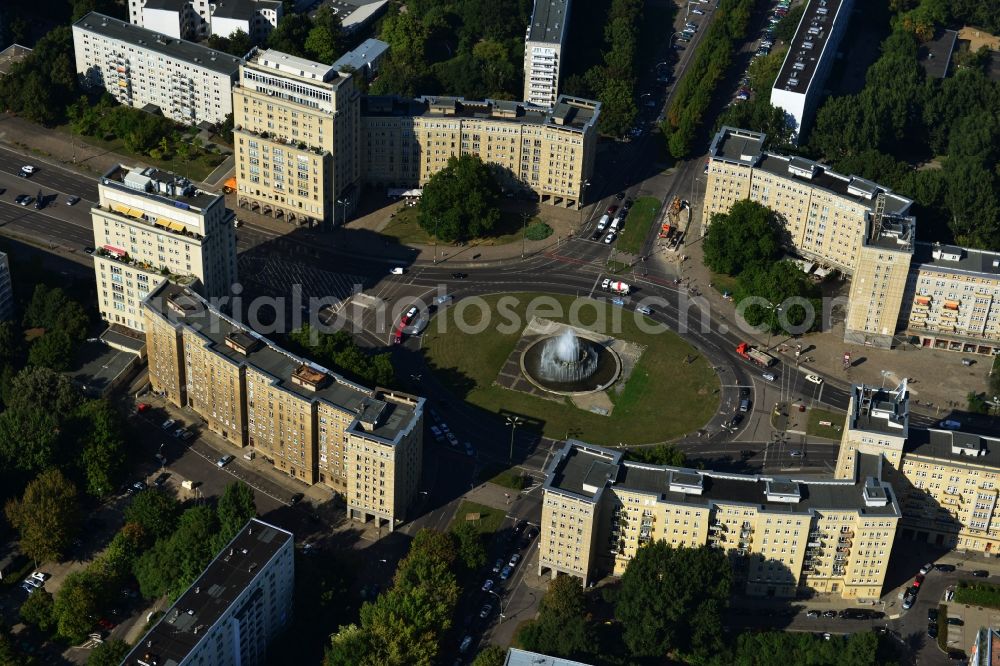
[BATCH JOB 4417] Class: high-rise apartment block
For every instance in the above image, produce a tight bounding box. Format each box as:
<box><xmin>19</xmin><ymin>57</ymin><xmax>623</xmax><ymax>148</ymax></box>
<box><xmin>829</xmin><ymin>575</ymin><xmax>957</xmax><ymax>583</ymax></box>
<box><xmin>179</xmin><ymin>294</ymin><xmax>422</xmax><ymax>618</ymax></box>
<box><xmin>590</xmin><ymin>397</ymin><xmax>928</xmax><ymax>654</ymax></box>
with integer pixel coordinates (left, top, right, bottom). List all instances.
<box><xmin>233</xmin><ymin>49</ymin><xmax>361</xmax><ymax>226</ymax></box>
<box><xmin>0</xmin><ymin>252</ymin><xmax>13</xmax><ymax>321</ymax></box>
<box><xmin>361</xmin><ymin>95</ymin><xmax>599</xmax><ymax>209</ymax></box>
<box><xmin>127</xmin><ymin>0</ymin><xmax>282</xmax><ymax>43</ymax></box>
<box><xmin>523</xmin><ymin>0</ymin><xmax>571</xmax><ymax>107</ymax></box>
<box><xmin>73</xmin><ymin>12</ymin><xmax>241</xmax><ymax>127</ymax></box>
<box><xmin>91</xmin><ymin>164</ymin><xmax>237</xmax><ymax>333</ymax></box>
<box><xmin>770</xmin><ymin>0</ymin><xmax>854</xmax><ymax>141</ymax></box>
<box><xmin>142</xmin><ymin>282</ymin><xmax>424</xmax><ymax>528</ymax></box>
<box><xmin>122</xmin><ymin>518</ymin><xmax>293</xmax><ymax>666</ymax></box>
<box><xmin>704</xmin><ymin>126</ymin><xmax>1000</xmax><ymax>353</ymax></box>
<box><xmin>539</xmin><ymin>440</ymin><xmax>900</xmax><ymax>599</ymax></box>
<box><xmin>836</xmin><ymin>382</ymin><xmax>1000</xmax><ymax>553</ymax></box>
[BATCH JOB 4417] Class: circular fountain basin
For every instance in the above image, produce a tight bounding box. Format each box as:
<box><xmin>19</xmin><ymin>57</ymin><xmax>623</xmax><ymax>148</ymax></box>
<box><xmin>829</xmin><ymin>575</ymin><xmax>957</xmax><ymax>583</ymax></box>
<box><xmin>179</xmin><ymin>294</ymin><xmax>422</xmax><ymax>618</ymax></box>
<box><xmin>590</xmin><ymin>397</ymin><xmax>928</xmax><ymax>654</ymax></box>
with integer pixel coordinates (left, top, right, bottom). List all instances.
<box><xmin>520</xmin><ymin>331</ymin><xmax>621</xmax><ymax>396</ymax></box>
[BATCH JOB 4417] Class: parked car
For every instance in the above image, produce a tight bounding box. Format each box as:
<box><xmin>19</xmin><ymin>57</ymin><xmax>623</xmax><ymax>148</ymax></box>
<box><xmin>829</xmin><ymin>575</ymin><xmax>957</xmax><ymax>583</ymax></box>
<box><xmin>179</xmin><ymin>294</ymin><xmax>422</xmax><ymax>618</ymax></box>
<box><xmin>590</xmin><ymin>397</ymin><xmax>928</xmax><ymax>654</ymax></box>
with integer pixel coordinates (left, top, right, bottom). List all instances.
<box><xmin>492</xmin><ymin>558</ymin><xmax>504</xmax><ymax>574</ymax></box>
<box><xmin>451</xmin><ymin>272</ymin><xmax>468</xmax><ymax>279</ymax></box>
<box><xmin>479</xmin><ymin>604</ymin><xmax>493</xmax><ymax>619</ymax></box>
<box><xmin>927</xmin><ymin>623</ymin><xmax>939</xmax><ymax>639</ymax></box>
<box><xmin>153</xmin><ymin>472</ymin><xmax>170</xmax><ymax>487</ymax></box>
<box><xmin>939</xmin><ymin>419</ymin><xmax>962</xmax><ymax>430</ymax></box>
<box><xmin>459</xmin><ymin>636</ymin><xmax>473</xmax><ymax>653</ymax></box>
<box><xmin>130</xmin><ymin>480</ymin><xmax>147</xmax><ymax>494</ymax></box>
<box><xmin>637</xmin><ymin>305</ymin><xmax>653</xmax><ymax>315</ymax></box>
<box><xmin>289</xmin><ymin>493</ymin><xmax>304</xmax><ymax>505</ymax></box>
<box><xmin>500</xmin><ymin>565</ymin><xmax>513</xmax><ymax>581</ymax></box>
<box><xmin>22</xmin><ymin>577</ymin><xmax>42</xmax><ymax>589</ymax></box>
<box><xmin>216</xmin><ymin>454</ymin><xmax>234</xmax><ymax>468</ymax></box>
<box><xmin>481</xmin><ymin>579</ymin><xmax>494</xmax><ymax>592</ymax></box>
<box><xmin>509</xmin><ymin>553</ymin><xmax>521</xmax><ymax>568</ymax></box>
<box><xmin>66</xmin><ymin>195</ymin><xmax>81</xmax><ymax>205</ymax></box>
<box><xmin>822</xmin><ymin>610</ymin><xmax>837</xmax><ymax>618</ymax></box>
<box><xmin>84</xmin><ymin>246</ymin><xmax>95</xmax><ymax>255</ymax></box>
<box><xmin>920</xmin><ymin>562</ymin><xmax>935</xmax><ymax>575</ymax></box>
<box><xmin>936</xmin><ymin>563</ymin><xmax>956</xmax><ymax>572</ymax></box>
<box><xmin>913</xmin><ymin>574</ymin><xmax>925</xmax><ymax>588</ymax></box>
<box><xmin>390</xmin><ymin>266</ymin><xmax>405</xmax><ymax>275</ymax></box>
<box><xmin>161</xmin><ymin>419</ymin><xmax>176</xmax><ymax>430</ymax></box>
<box><xmin>948</xmin><ymin>617</ymin><xmax>965</xmax><ymax>626</ymax></box>
<box><xmin>464</xmin><ymin>442</ymin><xmax>474</xmax><ymax>457</ymax></box>
<box><xmin>16</xmin><ymin>194</ymin><xmax>32</xmax><ymax>206</ymax></box>
<box><xmin>604</xmin><ymin>231</ymin><xmax>617</xmax><ymax>244</ymax></box>
<box><xmin>972</xmin><ymin>570</ymin><xmax>989</xmax><ymax>577</ymax></box>
<box><xmin>806</xmin><ymin>610</ymin><xmax>820</xmax><ymax>618</ymax></box>
<box><xmin>805</xmin><ymin>374</ymin><xmax>823</xmax><ymax>385</ymax></box>
<box><xmin>762</xmin><ymin>372</ymin><xmax>776</xmax><ymax>381</ymax></box>
<box><xmin>928</xmin><ymin>608</ymin><xmax>939</xmax><ymax>623</ymax></box>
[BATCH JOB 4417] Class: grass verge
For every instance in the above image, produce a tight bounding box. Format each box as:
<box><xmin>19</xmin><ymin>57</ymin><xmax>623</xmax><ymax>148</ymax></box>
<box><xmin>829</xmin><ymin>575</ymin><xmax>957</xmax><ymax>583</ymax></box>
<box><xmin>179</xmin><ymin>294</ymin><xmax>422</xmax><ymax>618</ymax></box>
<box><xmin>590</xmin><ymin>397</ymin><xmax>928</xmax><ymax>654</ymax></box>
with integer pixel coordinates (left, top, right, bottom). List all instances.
<box><xmin>616</xmin><ymin>196</ymin><xmax>661</xmax><ymax>255</ymax></box>
<box><xmin>937</xmin><ymin>603</ymin><xmax>948</xmax><ymax>652</ymax></box>
<box><xmin>450</xmin><ymin>501</ymin><xmax>506</xmax><ymax>536</ymax></box>
<box><xmin>422</xmin><ymin>293</ymin><xmax>719</xmax><ymax>444</ymax></box>
<box><xmin>954</xmin><ymin>580</ymin><xmax>1000</xmax><ymax>609</ymax></box>
<box><xmin>710</xmin><ymin>273</ymin><xmax>739</xmax><ymax>297</ymax></box>
<box><xmin>806</xmin><ymin>408</ymin><xmax>845</xmax><ymax>439</ymax></box>
<box><xmin>482</xmin><ymin>465</ymin><xmax>529</xmax><ymax>491</ymax></box>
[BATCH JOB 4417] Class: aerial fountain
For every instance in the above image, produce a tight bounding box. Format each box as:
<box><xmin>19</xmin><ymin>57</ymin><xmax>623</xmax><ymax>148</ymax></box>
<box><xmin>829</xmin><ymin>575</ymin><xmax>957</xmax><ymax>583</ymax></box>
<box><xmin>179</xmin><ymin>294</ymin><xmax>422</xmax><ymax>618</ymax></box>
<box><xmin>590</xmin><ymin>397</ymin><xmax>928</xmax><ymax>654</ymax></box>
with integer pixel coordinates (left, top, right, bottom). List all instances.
<box><xmin>521</xmin><ymin>327</ymin><xmax>621</xmax><ymax>395</ymax></box>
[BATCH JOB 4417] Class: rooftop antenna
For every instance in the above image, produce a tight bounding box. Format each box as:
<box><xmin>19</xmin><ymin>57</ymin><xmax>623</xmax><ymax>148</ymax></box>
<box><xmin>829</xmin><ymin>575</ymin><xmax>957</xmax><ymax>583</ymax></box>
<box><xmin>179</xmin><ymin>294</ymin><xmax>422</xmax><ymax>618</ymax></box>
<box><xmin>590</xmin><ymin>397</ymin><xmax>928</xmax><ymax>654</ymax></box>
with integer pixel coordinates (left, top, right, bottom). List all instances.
<box><xmin>869</xmin><ymin>191</ymin><xmax>886</xmax><ymax>241</ymax></box>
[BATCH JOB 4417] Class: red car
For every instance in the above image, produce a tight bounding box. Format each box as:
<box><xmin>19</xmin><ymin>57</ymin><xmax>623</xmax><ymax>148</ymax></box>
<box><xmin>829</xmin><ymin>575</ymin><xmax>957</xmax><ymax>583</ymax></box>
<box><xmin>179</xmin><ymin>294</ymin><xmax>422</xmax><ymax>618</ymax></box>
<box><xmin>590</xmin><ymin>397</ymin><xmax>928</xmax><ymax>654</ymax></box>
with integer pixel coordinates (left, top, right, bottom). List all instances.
<box><xmin>606</xmin><ymin>205</ymin><xmax>619</xmax><ymax>216</ymax></box>
<box><xmin>913</xmin><ymin>574</ymin><xmax>925</xmax><ymax>588</ymax></box>
<box><xmin>136</xmin><ymin>403</ymin><xmax>151</xmax><ymax>413</ymax></box>
<box><xmin>97</xmin><ymin>618</ymin><xmax>115</xmax><ymax>631</ymax></box>
<box><xmin>393</xmin><ymin>325</ymin><xmax>404</xmax><ymax>345</ymax></box>
<box><xmin>400</xmin><ymin>306</ymin><xmax>418</xmax><ymax>327</ymax></box>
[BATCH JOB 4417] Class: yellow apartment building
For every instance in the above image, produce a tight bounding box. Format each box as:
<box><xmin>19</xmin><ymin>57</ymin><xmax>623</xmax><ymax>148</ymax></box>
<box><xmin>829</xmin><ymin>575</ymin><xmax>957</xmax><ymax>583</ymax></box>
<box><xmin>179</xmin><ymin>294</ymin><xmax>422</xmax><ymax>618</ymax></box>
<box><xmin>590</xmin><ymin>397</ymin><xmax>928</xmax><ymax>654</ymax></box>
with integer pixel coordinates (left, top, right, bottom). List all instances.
<box><xmin>361</xmin><ymin>95</ymin><xmax>600</xmax><ymax>209</ymax></box>
<box><xmin>233</xmin><ymin>48</ymin><xmax>361</xmax><ymax>226</ymax></box>
<box><xmin>142</xmin><ymin>281</ymin><xmax>424</xmax><ymax>530</ymax></box>
<box><xmin>540</xmin><ymin>440</ymin><xmax>899</xmax><ymax>599</ymax></box>
<box><xmin>91</xmin><ymin>164</ymin><xmax>237</xmax><ymax>333</ymax></box>
<box><xmin>836</xmin><ymin>382</ymin><xmax>1000</xmax><ymax>553</ymax></box>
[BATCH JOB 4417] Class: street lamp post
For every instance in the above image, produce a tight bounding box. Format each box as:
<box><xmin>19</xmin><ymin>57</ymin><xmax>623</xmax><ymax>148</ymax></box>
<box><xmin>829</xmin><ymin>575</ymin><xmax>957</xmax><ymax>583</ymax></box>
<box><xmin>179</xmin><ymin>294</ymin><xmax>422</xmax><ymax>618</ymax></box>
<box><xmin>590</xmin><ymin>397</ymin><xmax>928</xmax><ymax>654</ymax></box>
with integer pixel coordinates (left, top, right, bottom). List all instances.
<box><xmin>765</xmin><ymin>303</ymin><xmax>782</xmax><ymax>351</ymax></box>
<box><xmin>521</xmin><ymin>211</ymin><xmax>529</xmax><ymax>259</ymax></box>
<box><xmin>505</xmin><ymin>416</ymin><xmax>523</xmax><ymax>464</ymax></box>
<box><xmin>433</xmin><ymin>218</ymin><xmax>441</xmax><ymax>265</ymax></box>
<box><xmin>487</xmin><ymin>589</ymin><xmax>507</xmax><ymax>622</ymax></box>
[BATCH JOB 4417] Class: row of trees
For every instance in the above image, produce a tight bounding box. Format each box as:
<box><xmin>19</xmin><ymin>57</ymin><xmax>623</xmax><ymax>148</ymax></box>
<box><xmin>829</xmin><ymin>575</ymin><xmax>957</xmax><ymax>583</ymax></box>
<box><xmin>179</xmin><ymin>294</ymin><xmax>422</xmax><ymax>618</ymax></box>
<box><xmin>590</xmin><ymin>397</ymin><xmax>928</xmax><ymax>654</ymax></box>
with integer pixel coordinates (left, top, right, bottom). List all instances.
<box><xmin>702</xmin><ymin>199</ymin><xmax>821</xmax><ymax>335</ymax></box>
<box><xmin>662</xmin><ymin>0</ymin><xmax>754</xmax><ymax>158</ymax></box>
<box><xmin>370</xmin><ymin>0</ymin><xmax>531</xmax><ymax>100</ymax></box>
<box><xmin>266</xmin><ymin>6</ymin><xmax>345</xmax><ymax>65</ymax></box>
<box><xmin>715</xmin><ymin>47</ymin><xmax>793</xmax><ymax>147</ymax></box>
<box><xmin>325</xmin><ymin>529</ymin><xmax>463</xmax><ymax>665</ymax></box>
<box><xmin>13</xmin><ymin>481</ymin><xmax>256</xmax><ymax>645</ymax></box>
<box><xmin>585</xmin><ymin>0</ymin><xmax>645</xmax><ymax>138</ymax></box>
<box><xmin>287</xmin><ymin>327</ymin><xmax>395</xmax><ymax>388</ymax></box>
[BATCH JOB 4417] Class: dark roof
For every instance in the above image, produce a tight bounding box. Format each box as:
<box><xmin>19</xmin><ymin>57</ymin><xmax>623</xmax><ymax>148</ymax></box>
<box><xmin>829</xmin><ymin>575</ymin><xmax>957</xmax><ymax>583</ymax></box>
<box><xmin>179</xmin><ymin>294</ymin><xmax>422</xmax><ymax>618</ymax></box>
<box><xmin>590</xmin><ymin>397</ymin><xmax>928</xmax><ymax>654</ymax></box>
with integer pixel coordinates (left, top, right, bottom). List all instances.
<box><xmin>122</xmin><ymin>519</ymin><xmax>292</xmax><ymax>666</ymax></box>
<box><xmin>773</xmin><ymin>0</ymin><xmax>849</xmax><ymax>94</ymax></box>
<box><xmin>709</xmin><ymin>126</ymin><xmax>766</xmax><ymax>165</ymax></box>
<box><xmin>526</xmin><ymin>0</ymin><xmax>570</xmax><ymax>44</ymax></box>
<box><xmin>212</xmin><ymin>0</ymin><xmax>281</xmax><ymax>19</ymax></box>
<box><xmin>73</xmin><ymin>12</ymin><xmax>242</xmax><ymax>76</ymax></box>
<box><xmin>545</xmin><ymin>441</ymin><xmax>899</xmax><ymax>517</ymax></box>
<box><xmin>912</xmin><ymin>242</ymin><xmax>1000</xmax><ymax>278</ymax></box>
<box><xmin>101</xmin><ymin>164</ymin><xmax>220</xmax><ymax>212</ymax></box>
<box><xmin>361</xmin><ymin>94</ymin><xmax>600</xmax><ymax>132</ymax></box>
<box><xmin>905</xmin><ymin>428</ymin><xmax>1000</xmax><ymax>468</ymax></box>
<box><xmin>919</xmin><ymin>29</ymin><xmax>958</xmax><ymax>79</ymax></box>
<box><xmin>144</xmin><ymin>282</ymin><xmax>422</xmax><ymax>443</ymax></box>
<box><xmin>849</xmin><ymin>385</ymin><xmax>909</xmax><ymax>437</ymax></box>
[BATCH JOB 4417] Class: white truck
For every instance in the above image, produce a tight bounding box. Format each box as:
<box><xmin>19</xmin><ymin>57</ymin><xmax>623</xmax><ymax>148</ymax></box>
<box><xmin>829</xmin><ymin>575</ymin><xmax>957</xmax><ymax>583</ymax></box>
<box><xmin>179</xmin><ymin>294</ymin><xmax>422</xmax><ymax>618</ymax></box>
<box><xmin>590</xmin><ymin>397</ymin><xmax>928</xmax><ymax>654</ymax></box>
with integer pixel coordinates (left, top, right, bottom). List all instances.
<box><xmin>596</xmin><ymin>214</ymin><xmax>611</xmax><ymax>232</ymax></box>
<box><xmin>608</xmin><ymin>280</ymin><xmax>630</xmax><ymax>295</ymax></box>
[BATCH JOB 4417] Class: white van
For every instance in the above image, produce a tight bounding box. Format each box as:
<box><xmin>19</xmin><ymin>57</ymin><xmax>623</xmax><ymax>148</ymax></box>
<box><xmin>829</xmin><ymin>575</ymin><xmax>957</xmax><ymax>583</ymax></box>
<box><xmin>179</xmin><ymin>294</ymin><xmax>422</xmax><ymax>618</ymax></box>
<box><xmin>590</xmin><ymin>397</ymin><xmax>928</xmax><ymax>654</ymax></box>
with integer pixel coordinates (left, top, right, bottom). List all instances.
<box><xmin>610</xmin><ymin>217</ymin><xmax>621</xmax><ymax>231</ymax></box>
<box><xmin>596</xmin><ymin>214</ymin><xmax>610</xmax><ymax>232</ymax></box>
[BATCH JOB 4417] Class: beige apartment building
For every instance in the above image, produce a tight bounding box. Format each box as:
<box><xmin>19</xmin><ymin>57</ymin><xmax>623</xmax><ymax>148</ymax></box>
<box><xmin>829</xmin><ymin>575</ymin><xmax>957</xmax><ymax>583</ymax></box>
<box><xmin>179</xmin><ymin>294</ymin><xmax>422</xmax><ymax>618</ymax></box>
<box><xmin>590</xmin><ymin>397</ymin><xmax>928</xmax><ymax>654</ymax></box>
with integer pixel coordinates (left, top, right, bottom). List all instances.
<box><xmin>142</xmin><ymin>281</ymin><xmax>424</xmax><ymax>529</ymax></box>
<box><xmin>703</xmin><ymin>127</ymin><xmax>914</xmax><ymax>275</ymax></box>
<box><xmin>233</xmin><ymin>49</ymin><xmax>361</xmax><ymax>226</ymax></box>
<box><xmin>540</xmin><ymin>440</ymin><xmax>900</xmax><ymax>599</ymax></box>
<box><xmin>361</xmin><ymin>95</ymin><xmax>599</xmax><ymax>209</ymax></box>
<box><xmin>705</xmin><ymin>126</ymin><xmax>1000</xmax><ymax>353</ymax></box>
<box><xmin>91</xmin><ymin>164</ymin><xmax>237</xmax><ymax>333</ymax></box>
<box><xmin>836</xmin><ymin>382</ymin><xmax>1000</xmax><ymax>553</ymax></box>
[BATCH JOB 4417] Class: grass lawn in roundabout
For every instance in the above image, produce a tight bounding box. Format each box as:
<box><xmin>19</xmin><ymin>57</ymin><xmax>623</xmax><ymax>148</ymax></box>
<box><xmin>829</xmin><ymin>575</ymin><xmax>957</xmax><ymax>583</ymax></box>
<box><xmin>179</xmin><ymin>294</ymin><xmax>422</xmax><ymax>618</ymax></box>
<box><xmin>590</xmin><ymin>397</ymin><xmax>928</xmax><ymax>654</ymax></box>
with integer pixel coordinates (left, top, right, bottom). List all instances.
<box><xmin>421</xmin><ymin>293</ymin><xmax>719</xmax><ymax>445</ymax></box>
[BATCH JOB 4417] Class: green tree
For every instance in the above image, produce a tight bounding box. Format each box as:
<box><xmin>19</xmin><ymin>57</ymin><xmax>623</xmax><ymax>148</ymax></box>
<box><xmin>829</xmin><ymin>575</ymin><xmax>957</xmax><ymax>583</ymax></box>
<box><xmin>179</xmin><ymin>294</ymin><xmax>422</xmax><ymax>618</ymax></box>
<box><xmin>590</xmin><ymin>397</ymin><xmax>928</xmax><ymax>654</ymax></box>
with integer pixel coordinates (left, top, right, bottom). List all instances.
<box><xmin>516</xmin><ymin>574</ymin><xmax>592</xmax><ymax>659</ymax></box>
<box><xmin>0</xmin><ymin>320</ymin><xmax>24</xmax><ymax>368</ymax></box>
<box><xmin>472</xmin><ymin>645</ymin><xmax>506</xmax><ymax>666</ymax></box>
<box><xmin>22</xmin><ymin>284</ymin><xmax>89</xmax><ymax>342</ymax></box>
<box><xmin>87</xmin><ymin>639</ymin><xmax>132</xmax><ymax>666</ymax></box>
<box><xmin>735</xmin><ymin>261</ymin><xmax>822</xmax><ymax>335</ymax></box>
<box><xmin>27</xmin><ymin>330</ymin><xmax>74</xmax><ymax>370</ymax></box>
<box><xmin>5</xmin><ymin>468</ymin><xmax>81</xmax><ymax>564</ymax></box>
<box><xmin>968</xmin><ymin>392</ymin><xmax>990</xmax><ymax>414</ymax></box>
<box><xmin>418</xmin><ymin>154</ymin><xmax>501</xmax><ymax>242</ymax></box>
<box><xmin>207</xmin><ymin>29</ymin><xmax>253</xmax><ymax>57</ymax></box>
<box><xmin>625</xmin><ymin>444</ymin><xmax>686</xmax><ymax>466</ymax></box>
<box><xmin>124</xmin><ymin>489</ymin><xmax>180</xmax><ymax>541</ymax></box>
<box><xmin>214</xmin><ymin>481</ymin><xmax>257</xmax><ymax>549</ymax></box>
<box><xmin>4</xmin><ymin>365</ymin><xmax>80</xmax><ymax>416</ymax></box>
<box><xmin>267</xmin><ymin>14</ymin><xmax>315</xmax><ymax>58</ymax></box>
<box><xmin>0</xmin><ymin>406</ymin><xmax>62</xmax><ymax>473</ymax></box>
<box><xmin>702</xmin><ymin>199</ymin><xmax>781</xmax><ymax>275</ymax></box>
<box><xmin>616</xmin><ymin>542</ymin><xmax>731</xmax><ymax>660</ymax></box>
<box><xmin>76</xmin><ymin>399</ymin><xmax>127</xmax><ymax>497</ymax></box>
<box><xmin>774</xmin><ymin>4</ymin><xmax>805</xmax><ymax>42</ymax></box>
<box><xmin>53</xmin><ymin>570</ymin><xmax>101</xmax><ymax>643</ymax></box>
<box><xmin>305</xmin><ymin>6</ymin><xmax>343</xmax><ymax>64</ymax></box>
<box><xmin>449</xmin><ymin>522</ymin><xmax>487</xmax><ymax>572</ymax></box>
<box><xmin>734</xmin><ymin>629</ymin><xmax>888</xmax><ymax>666</ymax></box>
<box><xmin>133</xmin><ymin>505</ymin><xmax>219</xmax><ymax>600</ymax></box>
<box><xmin>20</xmin><ymin>588</ymin><xmax>56</xmax><ymax>633</ymax></box>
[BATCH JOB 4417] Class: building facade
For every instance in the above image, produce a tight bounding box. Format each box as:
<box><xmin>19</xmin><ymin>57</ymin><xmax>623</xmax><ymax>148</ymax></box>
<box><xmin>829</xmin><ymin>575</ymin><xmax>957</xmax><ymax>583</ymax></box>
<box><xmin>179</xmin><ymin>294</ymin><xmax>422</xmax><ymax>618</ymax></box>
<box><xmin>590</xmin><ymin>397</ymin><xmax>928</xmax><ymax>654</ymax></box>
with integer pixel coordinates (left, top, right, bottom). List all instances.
<box><xmin>523</xmin><ymin>0</ymin><xmax>571</xmax><ymax>107</ymax></box>
<box><xmin>233</xmin><ymin>49</ymin><xmax>361</xmax><ymax>226</ymax></box>
<box><xmin>122</xmin><ymin>518</ymin><xmax>294</xmax><ymax>666</ymax></box>
<box><xmin>73</xmin><ymin>12</ymin><xmax>241</xmax><ymax>127</ymax></box>
<box><xmin>91</xmin><ymin>164</ymin><xmax>237</xmax><ymax>333</ymax></box>
<box><xmin>539</xmin><ymin>440</ymin><xmax>900</xmax><ymax>599</ymax></box>
<box><xmin>704</xmin><ymin>126</ymin><xmax>1000</xmax><ymax>352</ymax></box>
<box><xmin>142</xmin><ymin>281</ymin><xmax>424</xmax><ymax>528</ymax></box>
<box><xmin>361</xmin><ymin>95</ymin><xmax>599</xmax><ymax>209</ymax></box>
<box><xmin>127</xmin><ymin>0</ymin><xmax>282</xmax><ymax>43</ymax></box>
<box><xmin>770</xmin><ymin>0</ymin><xmax>854</xmax><ymax>141</ymax></box>
<box><xmin>836</xmin><ymin>382</ymin><xmax>1000</xmax><ymax>554</ymax></box>
<box><xmin>0</xmin><ymin>252</ymin><xmax>12</xmax><ymax>322</ymax></box>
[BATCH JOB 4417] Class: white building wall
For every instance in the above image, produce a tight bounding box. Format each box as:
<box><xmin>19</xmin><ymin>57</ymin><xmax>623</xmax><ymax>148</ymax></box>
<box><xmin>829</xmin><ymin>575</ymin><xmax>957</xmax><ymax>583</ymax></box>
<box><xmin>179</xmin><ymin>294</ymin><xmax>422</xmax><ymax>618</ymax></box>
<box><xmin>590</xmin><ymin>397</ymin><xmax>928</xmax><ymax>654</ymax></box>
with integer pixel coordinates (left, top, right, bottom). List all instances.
<box><xmin>212</xmin><ymin>15</ymin><xmax>250</xmax><ymax>40</ymax></box>
<box><xmin>769</xmin><ymin>87</ymin><xmax>807</xmax><ymax>137</ymax></box>
<box><xmin>523</xmin><ymin>41</ymin><xmax>561</xmax><ymax>107</ymax></box>
<box><xmin>141</xmin><ymin>7</ymin><xmax>183</xmax><ymax>38</ymax></box>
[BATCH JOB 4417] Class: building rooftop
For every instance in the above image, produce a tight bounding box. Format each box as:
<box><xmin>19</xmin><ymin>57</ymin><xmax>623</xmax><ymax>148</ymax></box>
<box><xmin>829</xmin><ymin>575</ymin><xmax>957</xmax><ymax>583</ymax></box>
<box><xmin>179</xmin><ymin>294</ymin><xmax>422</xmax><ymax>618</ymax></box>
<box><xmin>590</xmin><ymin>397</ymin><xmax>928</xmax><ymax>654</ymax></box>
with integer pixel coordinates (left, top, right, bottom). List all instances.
<box><xmin>865</xmin><ymin>214</ymin><xmax>916</xmax><ymax>253</ymax></box>
<box><xmin>73</xmin><ymin>12</ymin><xmax>243</xmax><ymax>76</ymax></box>
<box><xmin>526</xmin><ymin>0</ymin><xmax>570</xmax><ymax>45</ymax></box>
<box><xmin>332</xmin><ymin>38</ymin><xmax>388</xmax><ymax>72</ymax></box>
<box><xmin>708</xmin><ymin>126</ymin><xmax>767</xmax><ymax>166</ymax></box>
<box><xmin>361</xmin><ymin>94</ymin><xmax>600</xmax><ymax>132</ymax></box>
<box><xmin>245</xmin><ymin>47</ymin><xmax>348</xmax><ymax>85</ymax></box>
<box><xmin>212</xmin><ymin>0</ymin><xmax>282</xmax><ymax>19</ymax></box>
<box><xmin>505</xmin><ymin>648</ymin><xmax>594</xmax><ymax>666</ymax></box>
<box><xmin>546</xmin><ymin>441</ymin><xmax>899</xmax><ymax>517</ymax></box>
<box><xmin>100</xmin><ymin>164</ymin><xmax>220</xmax><ymax>212</ymax></box>
<box><xmin>122</xmin><ymin>519</ymin><xmax>292</xmax><ymax>666</ymax></box>
<box><xmin>144</xmin><ymin>282</ymin><xmax>422</xmax><ymax>444</ymax></box>
<box><xmin>773</xmin><ymin>0</ymin><xmax>847</xmax><ymax>95</ymax></box>
<box><xmin>848</xmin><ymin>384</ymin><xmax>910</xmax><ymax>437</ymax></box>
<box><xmin>0</xmin><ymin>44</ymin><xmax>32</xmax><ymax>76</ymax></box>
<box><xmin>906</xmin><ymin>428</ymin><xmax>1000</xmax><ymax>469</ymax></box>
<box><xmin>912</xmin><ymin>242</ymin><xmax>1000</xmax><ymax>279</ymax></box>
<box><xmin>919</xmin><ymin>29</ymin><xmax>958</xmax><ymax>79</ymax></box>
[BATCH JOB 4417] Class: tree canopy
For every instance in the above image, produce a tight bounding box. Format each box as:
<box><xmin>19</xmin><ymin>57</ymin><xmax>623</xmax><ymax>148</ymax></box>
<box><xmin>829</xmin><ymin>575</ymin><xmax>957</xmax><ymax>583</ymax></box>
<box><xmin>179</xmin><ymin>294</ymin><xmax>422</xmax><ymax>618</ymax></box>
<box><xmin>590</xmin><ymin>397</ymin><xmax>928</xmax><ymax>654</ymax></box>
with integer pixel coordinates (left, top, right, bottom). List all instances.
<box><xmin>616</xmin><ymin>542</ymin><xmax>731</xmax><ymax>661</ymax></box>
<box><xmin>515</xmin><ymin>575</ymin><xmax>592</xmax><ymax>659</ymax></box>
<box><xmin>214</xmin><ymin>481</ymin><xmax>257</xmax><ymax>551</ymax></box>
<box><xmin>735</xmin><ymin>261</ymin><xmax>822</xmax><ymax>335</ymax></box>
<box><xmin>703</xmin><ymin>200</ymin><xmax>782</xmax><ymax>275</ymax></box>
<box><xmin>4</xmin><ymin>468</ymin><xmax>81</xmax><ymax>564</ymax></box>
<box><xmin>734</xmin><ymin>629</ymin><xmax>897</xmax><ymax>666</ymax></box>
<box><xmin>286</xmin><ymin>327</ymin><xmax>395</xmax><ymax>388</ymax></box>
<box><xmin>0</xmin><ymin>26</ymin><xmax>79</xmax><ymax>126</ymax></box>
<box><xmin>418</xmin><ymin>154</ymin><xmax>501</xmax><ymax>242</ymax></box>
<box><xmin>124</xmin><ymin>489</ymin><xmax>181</xmax><ymax>542</ymax></box>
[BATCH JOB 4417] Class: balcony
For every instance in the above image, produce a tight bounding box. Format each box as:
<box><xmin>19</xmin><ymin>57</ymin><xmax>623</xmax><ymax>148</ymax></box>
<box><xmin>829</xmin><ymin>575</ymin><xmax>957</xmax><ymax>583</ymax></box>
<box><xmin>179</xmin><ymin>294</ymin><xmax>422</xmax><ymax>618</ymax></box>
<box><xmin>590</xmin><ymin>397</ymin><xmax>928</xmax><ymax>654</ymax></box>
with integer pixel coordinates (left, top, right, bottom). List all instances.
<box><xmin>838</xmin><ymin>536</ymin><xmax>852</xmax><ymax>545</ymax></box>
<box><xmin>840</xmin><ymin>530</ymin><xmax>854</xmax><ymax>538</ymax></box>
<box><xmin>709</xmin><ymin>522</ymin><xmax>726</xmax><ymax>532</ymax></box>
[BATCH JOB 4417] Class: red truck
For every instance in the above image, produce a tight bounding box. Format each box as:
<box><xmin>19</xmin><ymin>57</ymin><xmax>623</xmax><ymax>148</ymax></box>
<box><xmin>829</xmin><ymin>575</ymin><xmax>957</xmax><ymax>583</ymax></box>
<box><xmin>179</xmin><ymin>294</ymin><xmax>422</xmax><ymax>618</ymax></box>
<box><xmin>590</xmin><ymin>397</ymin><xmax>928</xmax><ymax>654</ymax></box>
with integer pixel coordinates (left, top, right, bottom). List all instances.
<box><xmin>736</xmin><ymin>342</ymin><xmax>776</xmax><ymax>368</ymax></box>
